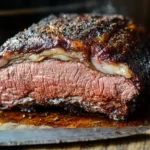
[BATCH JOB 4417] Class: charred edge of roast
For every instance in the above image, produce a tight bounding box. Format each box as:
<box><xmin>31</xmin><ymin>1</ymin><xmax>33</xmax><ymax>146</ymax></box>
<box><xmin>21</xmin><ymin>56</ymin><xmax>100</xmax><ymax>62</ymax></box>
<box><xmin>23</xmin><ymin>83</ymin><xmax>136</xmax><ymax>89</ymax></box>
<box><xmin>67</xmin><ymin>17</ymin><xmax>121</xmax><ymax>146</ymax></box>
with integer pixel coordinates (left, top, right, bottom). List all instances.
<box><xmin>0</xmin><ymin>14</ymin><xmax>130</xmax><ymax>54</ymax></box>
<box><xmin>0</xmin><ymin>95</ymin><xmax>139</xmax><ymax>120</ymax></box>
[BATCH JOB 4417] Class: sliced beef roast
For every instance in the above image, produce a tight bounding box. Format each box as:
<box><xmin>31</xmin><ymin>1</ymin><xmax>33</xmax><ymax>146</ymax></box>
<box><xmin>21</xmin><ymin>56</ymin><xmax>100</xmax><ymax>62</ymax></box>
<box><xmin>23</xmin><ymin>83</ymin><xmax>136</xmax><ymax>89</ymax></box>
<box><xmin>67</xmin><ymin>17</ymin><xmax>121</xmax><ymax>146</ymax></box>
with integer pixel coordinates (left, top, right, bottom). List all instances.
<box><xmin>0</xmin><ymin>14</ymin><xmax>149</xmax><ymax>120</ymax></box>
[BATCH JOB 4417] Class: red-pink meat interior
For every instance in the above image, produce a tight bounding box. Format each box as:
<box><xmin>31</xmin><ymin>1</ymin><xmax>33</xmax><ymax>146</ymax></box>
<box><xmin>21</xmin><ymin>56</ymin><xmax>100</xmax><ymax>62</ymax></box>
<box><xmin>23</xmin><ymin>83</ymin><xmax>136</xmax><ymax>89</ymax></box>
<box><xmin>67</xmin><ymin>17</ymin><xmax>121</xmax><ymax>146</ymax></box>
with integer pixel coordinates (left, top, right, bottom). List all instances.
<box><xmin>0</xmin><ymin>59</ymin><xmax>139</xmax><ymax>119</ymax></box>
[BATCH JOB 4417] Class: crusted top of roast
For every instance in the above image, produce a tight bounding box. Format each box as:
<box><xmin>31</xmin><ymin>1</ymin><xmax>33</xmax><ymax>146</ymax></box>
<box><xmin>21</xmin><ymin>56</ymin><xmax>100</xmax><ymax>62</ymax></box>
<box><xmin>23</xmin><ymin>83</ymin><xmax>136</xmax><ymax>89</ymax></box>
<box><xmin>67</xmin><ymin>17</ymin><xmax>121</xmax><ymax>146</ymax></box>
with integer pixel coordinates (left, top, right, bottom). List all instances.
<box><xmin>0</xmin><ymin>14</ymin><xmax>148</xmax><ymax>63</ymax></box>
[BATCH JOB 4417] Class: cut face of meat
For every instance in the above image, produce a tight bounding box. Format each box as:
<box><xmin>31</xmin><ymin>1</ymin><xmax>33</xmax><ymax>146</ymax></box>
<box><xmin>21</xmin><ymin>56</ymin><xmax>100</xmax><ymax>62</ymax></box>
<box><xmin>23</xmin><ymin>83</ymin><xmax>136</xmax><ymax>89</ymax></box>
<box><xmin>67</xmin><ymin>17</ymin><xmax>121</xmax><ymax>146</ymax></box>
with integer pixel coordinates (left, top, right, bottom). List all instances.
<box><xmin>0</xmin><ymin>14</ymin><xmax>149</xmax><ymax>120</ymax></box>
<box><xmin>0</xmin><ymin>59</ymin><xmax>138</xmax><ymax>120</ymax></box>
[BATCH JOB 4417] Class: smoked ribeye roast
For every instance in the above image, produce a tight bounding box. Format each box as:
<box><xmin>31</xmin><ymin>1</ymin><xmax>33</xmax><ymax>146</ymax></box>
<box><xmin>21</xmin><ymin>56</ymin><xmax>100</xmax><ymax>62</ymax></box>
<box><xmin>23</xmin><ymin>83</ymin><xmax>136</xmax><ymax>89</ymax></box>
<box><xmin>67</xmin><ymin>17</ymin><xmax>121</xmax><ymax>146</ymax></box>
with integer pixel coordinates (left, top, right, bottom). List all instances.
<box><xmin>0</xmin><ymin>14</ymin><xmax>149</xmax><ymax>120</ymax></box>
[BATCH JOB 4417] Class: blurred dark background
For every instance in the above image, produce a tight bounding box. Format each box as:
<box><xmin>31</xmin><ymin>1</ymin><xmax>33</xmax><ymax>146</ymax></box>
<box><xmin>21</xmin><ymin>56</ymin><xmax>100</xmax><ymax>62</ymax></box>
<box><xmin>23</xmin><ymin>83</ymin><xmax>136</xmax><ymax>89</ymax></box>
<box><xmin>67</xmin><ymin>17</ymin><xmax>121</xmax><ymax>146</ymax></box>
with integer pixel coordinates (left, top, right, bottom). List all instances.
<box><xmin>0</xmin><ymin>0</ymin><xmax>149</xmax><ymax>45</ymax></box>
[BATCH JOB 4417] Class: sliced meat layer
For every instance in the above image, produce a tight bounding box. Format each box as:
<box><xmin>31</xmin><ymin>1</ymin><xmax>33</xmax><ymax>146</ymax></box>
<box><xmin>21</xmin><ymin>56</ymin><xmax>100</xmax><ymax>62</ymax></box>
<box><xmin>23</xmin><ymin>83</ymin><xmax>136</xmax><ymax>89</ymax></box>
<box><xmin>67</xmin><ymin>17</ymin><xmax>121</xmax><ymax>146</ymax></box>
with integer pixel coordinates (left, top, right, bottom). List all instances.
<box><xmin>0</xmin><ymin>59</ymin><xmax>138</xmax><ymax>120</ymax></box>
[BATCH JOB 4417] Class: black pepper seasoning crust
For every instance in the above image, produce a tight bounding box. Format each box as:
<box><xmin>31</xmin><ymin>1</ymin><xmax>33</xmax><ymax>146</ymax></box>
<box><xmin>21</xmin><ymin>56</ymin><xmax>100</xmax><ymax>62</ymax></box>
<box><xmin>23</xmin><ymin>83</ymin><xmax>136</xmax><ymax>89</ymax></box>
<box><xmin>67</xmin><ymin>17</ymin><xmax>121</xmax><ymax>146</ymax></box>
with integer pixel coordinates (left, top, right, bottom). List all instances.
<box><xmin>0</xmin><ymin>14</ymin><xmax>133</xmax><ymax>56</ymax></box>
<box><xmin>0</xmin><ymin>14</ymin><xmax>150</xmax><ymax>88</ymax></box>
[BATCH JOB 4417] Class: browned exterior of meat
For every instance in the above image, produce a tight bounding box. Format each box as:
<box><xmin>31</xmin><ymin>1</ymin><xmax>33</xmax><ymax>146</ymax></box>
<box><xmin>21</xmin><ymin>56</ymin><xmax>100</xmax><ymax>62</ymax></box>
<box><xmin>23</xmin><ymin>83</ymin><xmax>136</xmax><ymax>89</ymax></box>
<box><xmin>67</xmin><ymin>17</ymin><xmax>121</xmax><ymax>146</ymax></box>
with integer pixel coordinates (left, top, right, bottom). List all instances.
<box><xmin>0</xmin><ymin>14</ymin><xmax>145</xmax><ymax>58</ymax></box>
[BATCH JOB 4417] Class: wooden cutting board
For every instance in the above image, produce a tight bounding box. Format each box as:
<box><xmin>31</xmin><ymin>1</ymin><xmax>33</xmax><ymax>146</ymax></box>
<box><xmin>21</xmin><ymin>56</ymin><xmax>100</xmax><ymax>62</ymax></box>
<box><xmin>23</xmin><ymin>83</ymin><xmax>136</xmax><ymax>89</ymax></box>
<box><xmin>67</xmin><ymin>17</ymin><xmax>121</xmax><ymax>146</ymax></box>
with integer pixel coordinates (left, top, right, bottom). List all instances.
<box><xmin>0</xmin><ymin>106</ymin><xmax>149</xmax><ymax>129</ymax></box>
